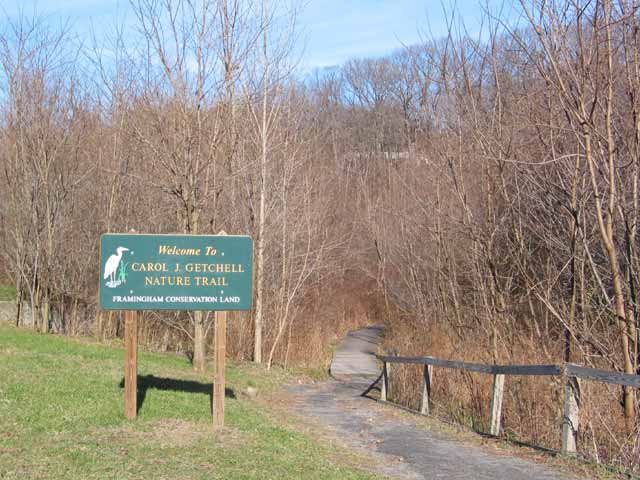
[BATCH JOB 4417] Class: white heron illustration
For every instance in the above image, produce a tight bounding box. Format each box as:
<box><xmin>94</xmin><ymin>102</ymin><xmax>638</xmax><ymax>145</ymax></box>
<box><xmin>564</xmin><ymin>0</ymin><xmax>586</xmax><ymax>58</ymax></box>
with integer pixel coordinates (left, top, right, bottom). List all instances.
<box><xmin>104</xmin><ymin>247</ymin><xmax>129</xmax><ymax>287</ymax></box>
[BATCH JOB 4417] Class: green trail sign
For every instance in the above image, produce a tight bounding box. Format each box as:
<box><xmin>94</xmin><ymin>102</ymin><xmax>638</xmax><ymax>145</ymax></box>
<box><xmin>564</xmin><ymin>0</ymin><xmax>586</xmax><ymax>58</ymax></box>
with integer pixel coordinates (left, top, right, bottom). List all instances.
<box><xmin>99</xmin><ymin>233</ymin><xmax>253</xmax><ymax>311</ymax></box>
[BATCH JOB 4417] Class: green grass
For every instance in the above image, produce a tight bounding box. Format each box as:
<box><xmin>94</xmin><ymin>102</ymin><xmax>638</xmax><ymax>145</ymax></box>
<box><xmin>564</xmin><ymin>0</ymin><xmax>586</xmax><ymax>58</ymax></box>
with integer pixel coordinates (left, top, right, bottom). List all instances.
<box><xmin>0</xmin><ymin>325</ymin><xmax>377</xmax><ymax>479</ymax></box>
<box><xmin>0</xmin><ymin>285</ymin><xmax>16</xmax><ymax>302</ymax></box>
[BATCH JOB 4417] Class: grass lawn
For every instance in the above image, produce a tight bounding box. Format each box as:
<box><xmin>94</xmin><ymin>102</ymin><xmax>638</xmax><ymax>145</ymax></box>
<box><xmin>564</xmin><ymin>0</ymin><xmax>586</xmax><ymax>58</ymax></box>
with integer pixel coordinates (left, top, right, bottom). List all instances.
<box><xmin>0</xmin><ymin>285</ymin><xmax>16</xmax><ymax>302</ymax></box>
<box><xmin>0</xmin><ymin>324</ymin><xmax>377</xmax><ymax>479</ymax></box>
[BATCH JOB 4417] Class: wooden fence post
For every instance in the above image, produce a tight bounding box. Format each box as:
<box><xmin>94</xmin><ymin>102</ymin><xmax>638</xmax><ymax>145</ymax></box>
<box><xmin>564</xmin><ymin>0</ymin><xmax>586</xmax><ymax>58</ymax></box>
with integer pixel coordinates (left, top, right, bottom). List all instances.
<box><xmin>489</xmin><ymin>374</ymin><xmax>505</xmax><ymax>436</ymax></box>
<box><xmin>124</xmin><ymin>310</ymin><xmax>138</xmax><ymax>420</ymax></box>
<box><xmin>561</xmin><ymin>374</ymin><xmax>580</xmax><ymax>455</ymax></box>
<box><xmin>381</xmin><ymin>361</ymin><xmax>389</xmax><ymax>402</ymax></box>
<box><xmin>420</xmin><ymin>364</ymin><xmax>433</xmax><ymax>415</ymax></box>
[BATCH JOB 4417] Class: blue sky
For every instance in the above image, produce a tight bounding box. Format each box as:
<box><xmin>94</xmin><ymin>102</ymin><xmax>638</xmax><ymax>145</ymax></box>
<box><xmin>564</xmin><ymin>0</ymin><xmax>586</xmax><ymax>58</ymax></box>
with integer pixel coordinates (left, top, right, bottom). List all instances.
<box><xmin>2</xmin><ymin>0</ymin><xmax>510</xmax><ymax>71</ymax></box>
<box><xmin>298</xmin><ymin>0</ymin><xmax>504</xmax><ymax>70</ymax></box>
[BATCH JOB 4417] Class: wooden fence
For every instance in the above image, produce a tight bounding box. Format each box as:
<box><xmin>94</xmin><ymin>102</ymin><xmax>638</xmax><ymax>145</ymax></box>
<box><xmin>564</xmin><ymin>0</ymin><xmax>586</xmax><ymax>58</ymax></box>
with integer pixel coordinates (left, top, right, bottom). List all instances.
<box><xmin>377</xmin><ymin>354</ymin><xmax>640</xmax><ymax>455</ymax></box>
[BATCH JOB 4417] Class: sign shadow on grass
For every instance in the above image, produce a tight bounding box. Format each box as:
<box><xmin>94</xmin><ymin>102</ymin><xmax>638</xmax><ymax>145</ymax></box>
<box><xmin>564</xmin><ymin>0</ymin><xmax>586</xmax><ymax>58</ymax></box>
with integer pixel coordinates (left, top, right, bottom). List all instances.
<box><xmin>119</xmin><ymin>374</ymin><xmax>236</xmax><ymax>414</ymax></box>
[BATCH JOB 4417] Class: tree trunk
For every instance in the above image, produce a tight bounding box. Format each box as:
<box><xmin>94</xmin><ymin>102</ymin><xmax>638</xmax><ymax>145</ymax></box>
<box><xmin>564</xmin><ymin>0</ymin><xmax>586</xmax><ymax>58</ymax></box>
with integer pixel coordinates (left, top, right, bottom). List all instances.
<box><xmin>253</xmin><ymin>0</ymin><xmax>269</xmax><ymax>365</ymax></box>
<box><xmin>41</xmin><ymin>293</ymin><xmax>49</xmax><ymax>334</ymax></box>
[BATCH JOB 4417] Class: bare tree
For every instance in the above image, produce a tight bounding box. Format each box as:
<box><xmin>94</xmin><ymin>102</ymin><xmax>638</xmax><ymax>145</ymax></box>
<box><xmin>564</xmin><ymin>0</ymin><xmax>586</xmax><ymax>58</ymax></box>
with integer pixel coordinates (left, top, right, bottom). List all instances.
<box><xmin>0</xmin><ymin>12</ymin><xmax>91</xmax><ymax>333</ymax></box>
<box><xmin>128</xmin><ymin>0</ymin><xmax>226</xmax><ymax>371</ymax></box>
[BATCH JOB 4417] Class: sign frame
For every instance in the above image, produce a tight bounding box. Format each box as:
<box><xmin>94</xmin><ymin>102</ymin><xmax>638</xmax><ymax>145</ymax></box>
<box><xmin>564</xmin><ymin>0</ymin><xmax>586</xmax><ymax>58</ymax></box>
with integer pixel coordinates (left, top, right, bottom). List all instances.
<box><xmin>101</xmin><ymin>231</ymin><xmax>252</xmax><ymax>429</ymax></box>
<box><xmin>99</xmin><ymin>232</ymin><xmax>253</xmax><ymax>312</ymax></box>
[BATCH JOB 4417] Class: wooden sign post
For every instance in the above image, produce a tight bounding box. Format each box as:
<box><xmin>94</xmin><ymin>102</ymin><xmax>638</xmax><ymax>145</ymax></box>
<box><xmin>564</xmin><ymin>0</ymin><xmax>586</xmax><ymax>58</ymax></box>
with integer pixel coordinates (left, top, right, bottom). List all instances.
<box><xmin>213</xmin><ymin>310</ymin><xmax>227</xmax><ymax>428</ymax></box>
<box><xmin>99</xmin><ymin>233</ymin><xmax>253</xmax><ymax>427</ymax></box>
<box><xmin>124</xmin><ymin>310</ymin><xmax>138</xmax><ymax>419</ymax></box>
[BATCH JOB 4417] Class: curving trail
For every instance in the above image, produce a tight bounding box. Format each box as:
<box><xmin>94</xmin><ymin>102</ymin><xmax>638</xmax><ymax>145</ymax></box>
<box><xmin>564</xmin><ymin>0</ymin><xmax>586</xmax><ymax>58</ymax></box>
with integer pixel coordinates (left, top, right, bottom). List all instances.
<box><xmin>286</xmin><ymin>326</ymin><xmax>579</xmax><ymax>480</ymax></box>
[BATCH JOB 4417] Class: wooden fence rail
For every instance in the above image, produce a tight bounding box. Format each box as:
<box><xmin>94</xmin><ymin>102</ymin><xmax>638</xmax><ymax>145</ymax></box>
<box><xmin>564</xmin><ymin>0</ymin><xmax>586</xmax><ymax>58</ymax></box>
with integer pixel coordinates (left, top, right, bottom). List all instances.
<box><xmin>376</xmin><ymin>354</ymin><xmax>640</xmax><ymax>455</ymax></box>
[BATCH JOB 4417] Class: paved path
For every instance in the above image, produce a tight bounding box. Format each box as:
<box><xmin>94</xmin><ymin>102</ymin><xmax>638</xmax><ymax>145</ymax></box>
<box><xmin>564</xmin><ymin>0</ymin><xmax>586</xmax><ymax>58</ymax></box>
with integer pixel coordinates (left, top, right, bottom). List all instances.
<box><xmin>330</xmin><ymin>325</ymin><xmax>384</xmax><ymax>378</ymax></box>
<box><xmin>287</xmin><ymin>325</ymin><xmax>577</xmax><ymax>480</ymax></box>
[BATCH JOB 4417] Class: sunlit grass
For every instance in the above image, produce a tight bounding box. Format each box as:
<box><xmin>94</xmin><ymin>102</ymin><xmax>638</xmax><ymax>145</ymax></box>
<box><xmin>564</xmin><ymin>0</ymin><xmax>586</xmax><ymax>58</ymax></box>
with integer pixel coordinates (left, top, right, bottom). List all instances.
<box><xmin>0</xmin><ymin>324</ymin><xmax>377</xmax><ymax>480</ymax></box>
